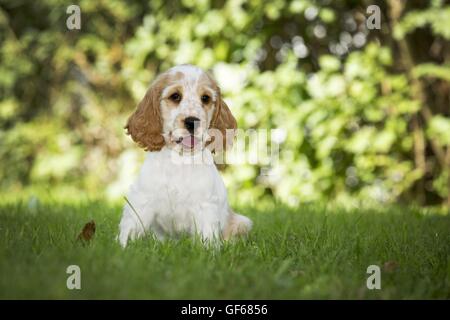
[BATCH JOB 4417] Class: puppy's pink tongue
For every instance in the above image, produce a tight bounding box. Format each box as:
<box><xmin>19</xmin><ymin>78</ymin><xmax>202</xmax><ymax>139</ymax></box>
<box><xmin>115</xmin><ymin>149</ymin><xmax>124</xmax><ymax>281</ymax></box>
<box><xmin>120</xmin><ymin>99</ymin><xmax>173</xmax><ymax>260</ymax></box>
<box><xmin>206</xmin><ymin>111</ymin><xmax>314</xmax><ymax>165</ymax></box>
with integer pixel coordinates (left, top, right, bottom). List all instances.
<box><xmin>181</xmin><ymin>136</ymin><xmax>199</xmax><ymax>148</ymax></box>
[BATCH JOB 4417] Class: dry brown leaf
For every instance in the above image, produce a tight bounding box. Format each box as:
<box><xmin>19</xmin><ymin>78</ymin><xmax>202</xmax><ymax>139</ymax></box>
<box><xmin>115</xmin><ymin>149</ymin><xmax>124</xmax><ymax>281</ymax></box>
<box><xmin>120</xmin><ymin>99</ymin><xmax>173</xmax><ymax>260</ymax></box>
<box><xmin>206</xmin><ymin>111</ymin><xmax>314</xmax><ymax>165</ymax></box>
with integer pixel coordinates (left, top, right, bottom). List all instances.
<box><xmin>77</xmin><ymin>220</ymin><xmax>96</xmax><ymax>242</ymax></box>
<box><xmin>383</xmin><ymin>261</ymin><xmax>399</xmax><ymax>272</ymax></box>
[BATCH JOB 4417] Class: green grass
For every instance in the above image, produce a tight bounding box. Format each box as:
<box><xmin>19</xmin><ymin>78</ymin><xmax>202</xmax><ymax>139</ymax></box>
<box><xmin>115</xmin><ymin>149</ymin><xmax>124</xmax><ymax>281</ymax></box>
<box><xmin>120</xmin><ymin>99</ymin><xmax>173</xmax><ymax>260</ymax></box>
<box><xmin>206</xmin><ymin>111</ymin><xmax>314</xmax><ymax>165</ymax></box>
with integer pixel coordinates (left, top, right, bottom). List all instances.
<box><xmin>0</xmin><ymin>198</ymin><xmax>449</xmax><ymax>299</ymax></box>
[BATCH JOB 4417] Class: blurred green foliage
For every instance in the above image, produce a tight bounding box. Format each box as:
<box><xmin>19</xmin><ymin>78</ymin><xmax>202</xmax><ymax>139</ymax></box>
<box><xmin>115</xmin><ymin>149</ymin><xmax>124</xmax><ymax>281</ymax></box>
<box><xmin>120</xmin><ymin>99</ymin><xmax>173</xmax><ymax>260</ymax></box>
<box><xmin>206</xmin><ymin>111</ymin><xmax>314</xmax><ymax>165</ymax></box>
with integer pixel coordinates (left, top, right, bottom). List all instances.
<box><xmin>0</xmin><ymin>0</ymin><xmax>449</xmax><ymax>206</ymax></box>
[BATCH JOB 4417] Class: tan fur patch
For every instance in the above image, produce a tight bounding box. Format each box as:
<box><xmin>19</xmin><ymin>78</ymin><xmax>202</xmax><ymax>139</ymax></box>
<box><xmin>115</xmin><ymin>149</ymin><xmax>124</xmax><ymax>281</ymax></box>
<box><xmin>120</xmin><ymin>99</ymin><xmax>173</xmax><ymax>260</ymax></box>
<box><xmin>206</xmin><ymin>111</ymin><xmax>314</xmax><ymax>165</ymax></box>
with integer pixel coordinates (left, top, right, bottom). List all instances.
<box><xmin>223</xmin><ymin>212</ymin><xmax>251</xmax><ymax>240</ymax></box>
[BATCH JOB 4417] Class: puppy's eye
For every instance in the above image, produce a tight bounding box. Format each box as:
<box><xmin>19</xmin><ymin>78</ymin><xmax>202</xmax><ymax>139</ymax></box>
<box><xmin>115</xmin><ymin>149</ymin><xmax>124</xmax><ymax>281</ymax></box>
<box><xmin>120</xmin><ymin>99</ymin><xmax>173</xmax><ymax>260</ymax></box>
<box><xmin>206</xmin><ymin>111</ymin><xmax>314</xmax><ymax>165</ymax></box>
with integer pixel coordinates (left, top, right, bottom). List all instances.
<box><xmin>201</xmin><ymin>94</ymin><xmax>210</xmax><ymax>104</ymax></box>
<box><xmin>169</xmin><ymin>92</ymin><xmax>181</xmax><ymax>103</ymax></box>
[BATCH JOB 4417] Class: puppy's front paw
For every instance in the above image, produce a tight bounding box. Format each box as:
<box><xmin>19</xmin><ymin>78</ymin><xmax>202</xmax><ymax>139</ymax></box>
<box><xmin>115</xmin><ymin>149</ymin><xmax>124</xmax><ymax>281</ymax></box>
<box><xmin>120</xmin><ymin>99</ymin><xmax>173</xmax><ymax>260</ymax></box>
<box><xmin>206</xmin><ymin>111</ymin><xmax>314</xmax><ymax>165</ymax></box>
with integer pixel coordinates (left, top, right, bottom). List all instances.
<box><xmin>117</xmin><ymin>228</ymin><xmax>130</xmax><ymax>248</ymax></box>
<box><xmin>118</xmin><ymin>218</ymin><xmax>141</xmax><ymax>248</ymax></box>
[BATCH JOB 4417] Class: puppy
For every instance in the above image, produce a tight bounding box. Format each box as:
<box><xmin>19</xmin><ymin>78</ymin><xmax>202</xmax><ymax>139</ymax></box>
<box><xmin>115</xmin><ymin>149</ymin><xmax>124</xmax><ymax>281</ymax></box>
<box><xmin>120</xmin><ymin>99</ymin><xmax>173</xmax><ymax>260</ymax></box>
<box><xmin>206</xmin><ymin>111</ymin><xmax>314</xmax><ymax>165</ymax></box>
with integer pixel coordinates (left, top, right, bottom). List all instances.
<box><xmin>118</xmin><ymin>65</ymin><xmax>252</xmax><ymax>247</ymax></box>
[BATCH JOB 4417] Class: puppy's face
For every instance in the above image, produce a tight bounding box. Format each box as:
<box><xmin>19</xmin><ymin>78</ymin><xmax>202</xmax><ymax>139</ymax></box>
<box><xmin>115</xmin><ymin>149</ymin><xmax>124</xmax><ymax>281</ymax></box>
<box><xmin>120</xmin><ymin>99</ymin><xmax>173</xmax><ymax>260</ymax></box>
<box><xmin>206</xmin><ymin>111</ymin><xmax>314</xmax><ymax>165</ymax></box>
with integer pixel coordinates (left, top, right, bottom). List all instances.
<box><xmin>160</xmin><ymin>66</ymin><xmax>217</xmax><ymax>153</ymax></box>
<box><xmin>126</xmin><ymin>65</ymin><xmax>237</xmax><ymax>154</ymax></box>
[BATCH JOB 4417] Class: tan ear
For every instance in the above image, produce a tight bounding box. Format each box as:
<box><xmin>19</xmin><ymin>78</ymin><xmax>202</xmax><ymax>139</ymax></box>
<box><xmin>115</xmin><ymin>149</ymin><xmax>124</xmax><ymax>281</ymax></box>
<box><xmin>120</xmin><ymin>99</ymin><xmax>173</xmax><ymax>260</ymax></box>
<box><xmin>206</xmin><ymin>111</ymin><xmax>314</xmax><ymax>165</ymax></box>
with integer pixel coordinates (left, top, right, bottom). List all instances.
<box><xmin>125</xmin><ymin>79</ymin><xmax>165</xmax><ymax>151</ymax></box>
<box><xmin>209</xmin><ymin>91</ymin><xmax>237</xmax><ymax>151</ymax></box>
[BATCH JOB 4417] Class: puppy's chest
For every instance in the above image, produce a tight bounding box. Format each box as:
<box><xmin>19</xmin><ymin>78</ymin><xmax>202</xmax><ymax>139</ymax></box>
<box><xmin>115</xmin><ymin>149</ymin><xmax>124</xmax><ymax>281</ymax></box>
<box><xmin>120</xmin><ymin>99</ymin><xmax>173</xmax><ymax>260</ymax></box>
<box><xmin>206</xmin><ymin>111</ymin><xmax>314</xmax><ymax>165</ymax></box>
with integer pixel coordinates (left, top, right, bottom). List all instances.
<box><xmin>151</xmin><ymin>163</ymin><xmax>224</xmax><ymax>231</ymax></box>
<box><xmin>153</xmin><ymin>162</ymin><xmax>220</xmax><ymax>204</ymax></box>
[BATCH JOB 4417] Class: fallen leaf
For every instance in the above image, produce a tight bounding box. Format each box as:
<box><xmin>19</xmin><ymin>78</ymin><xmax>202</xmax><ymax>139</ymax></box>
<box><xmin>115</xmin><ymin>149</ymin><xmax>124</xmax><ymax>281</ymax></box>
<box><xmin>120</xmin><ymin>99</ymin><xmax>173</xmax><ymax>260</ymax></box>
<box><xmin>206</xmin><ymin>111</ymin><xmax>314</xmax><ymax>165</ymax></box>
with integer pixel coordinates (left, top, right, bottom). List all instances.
<box><xmin>77</xmin><ymin>220</ymin><xmax>96</xmax><ymax>242</ymax></box>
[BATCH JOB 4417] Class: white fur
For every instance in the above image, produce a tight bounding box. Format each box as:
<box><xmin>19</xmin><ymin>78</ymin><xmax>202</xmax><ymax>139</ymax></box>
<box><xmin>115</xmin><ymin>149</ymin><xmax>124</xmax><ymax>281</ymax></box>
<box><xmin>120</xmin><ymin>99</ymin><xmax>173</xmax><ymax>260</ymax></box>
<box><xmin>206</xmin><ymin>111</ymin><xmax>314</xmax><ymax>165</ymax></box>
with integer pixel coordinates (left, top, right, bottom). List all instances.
<box><xmin>118</xmin><ymin>147</ymin><xmax>230</xmax><ymax>247</ymax></box>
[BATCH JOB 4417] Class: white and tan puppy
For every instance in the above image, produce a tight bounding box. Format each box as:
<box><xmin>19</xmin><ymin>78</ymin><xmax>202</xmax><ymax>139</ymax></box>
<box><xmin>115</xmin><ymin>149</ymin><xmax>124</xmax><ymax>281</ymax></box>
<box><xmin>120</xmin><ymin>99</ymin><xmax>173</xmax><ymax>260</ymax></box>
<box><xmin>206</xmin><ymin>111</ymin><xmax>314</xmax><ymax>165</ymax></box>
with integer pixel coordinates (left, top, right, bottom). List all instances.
<box><xmin>118</xmin><ymin>65</ymin><xmax>252</xmax><ymax>247</ymax></box>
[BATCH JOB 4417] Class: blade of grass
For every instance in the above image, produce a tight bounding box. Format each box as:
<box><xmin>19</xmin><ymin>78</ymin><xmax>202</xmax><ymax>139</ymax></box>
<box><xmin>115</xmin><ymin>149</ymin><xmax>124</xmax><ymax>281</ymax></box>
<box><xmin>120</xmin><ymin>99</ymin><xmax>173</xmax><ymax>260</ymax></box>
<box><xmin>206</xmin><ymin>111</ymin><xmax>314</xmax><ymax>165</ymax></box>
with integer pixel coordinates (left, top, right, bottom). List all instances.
<box><xmin>123</xmin><ymin>196</ymin><xmax>146</xmax><ymax>235</ymax></box>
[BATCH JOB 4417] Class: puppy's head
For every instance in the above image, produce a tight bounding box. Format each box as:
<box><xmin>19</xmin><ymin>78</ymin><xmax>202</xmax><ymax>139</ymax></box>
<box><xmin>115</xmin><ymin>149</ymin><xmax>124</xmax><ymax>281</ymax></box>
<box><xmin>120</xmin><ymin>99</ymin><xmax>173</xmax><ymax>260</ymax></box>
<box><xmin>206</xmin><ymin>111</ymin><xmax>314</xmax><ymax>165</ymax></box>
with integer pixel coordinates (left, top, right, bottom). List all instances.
<box><xmin>126</xmin><ymin>65</ymin><xmax>236</xmax><ymax>153</ymax></box>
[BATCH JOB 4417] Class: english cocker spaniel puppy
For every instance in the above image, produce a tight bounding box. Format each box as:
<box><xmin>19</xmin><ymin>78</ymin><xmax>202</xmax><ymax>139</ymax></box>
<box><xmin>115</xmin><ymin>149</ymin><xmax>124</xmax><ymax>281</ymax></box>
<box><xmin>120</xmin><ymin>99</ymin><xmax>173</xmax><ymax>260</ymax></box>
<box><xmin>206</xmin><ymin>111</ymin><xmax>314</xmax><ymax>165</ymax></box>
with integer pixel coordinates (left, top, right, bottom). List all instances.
<box><xmin>118</xmin><ymin>65</ymin><xmax>252</xmax><ymax>247</ymax></box>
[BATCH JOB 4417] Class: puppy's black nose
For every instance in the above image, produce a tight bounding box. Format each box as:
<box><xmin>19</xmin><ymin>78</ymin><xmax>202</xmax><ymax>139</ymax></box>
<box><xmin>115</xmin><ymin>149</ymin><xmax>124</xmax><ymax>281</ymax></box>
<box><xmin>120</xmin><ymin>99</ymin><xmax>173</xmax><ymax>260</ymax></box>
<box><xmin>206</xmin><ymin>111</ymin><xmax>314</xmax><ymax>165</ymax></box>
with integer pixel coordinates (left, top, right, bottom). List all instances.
<box><xmin>184</xmin><ymin>116</ymin><xmax>200</xmax><ymax>134</ymax></box>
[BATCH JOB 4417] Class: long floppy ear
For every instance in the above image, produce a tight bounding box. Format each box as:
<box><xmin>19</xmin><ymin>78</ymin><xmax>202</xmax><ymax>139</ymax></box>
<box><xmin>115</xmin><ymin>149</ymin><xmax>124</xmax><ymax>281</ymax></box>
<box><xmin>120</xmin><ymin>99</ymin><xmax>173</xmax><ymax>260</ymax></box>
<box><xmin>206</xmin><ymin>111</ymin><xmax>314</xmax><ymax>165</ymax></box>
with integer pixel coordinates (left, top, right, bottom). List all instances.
<box><xmin>125</xmin><ymin>79</ymin><xmax>165</xmax><ymax>151</ymax></box>
<box><xmin>209</xmin><ymin>89</ymin><xmax>237</xmax><ymax>152</ymax></box>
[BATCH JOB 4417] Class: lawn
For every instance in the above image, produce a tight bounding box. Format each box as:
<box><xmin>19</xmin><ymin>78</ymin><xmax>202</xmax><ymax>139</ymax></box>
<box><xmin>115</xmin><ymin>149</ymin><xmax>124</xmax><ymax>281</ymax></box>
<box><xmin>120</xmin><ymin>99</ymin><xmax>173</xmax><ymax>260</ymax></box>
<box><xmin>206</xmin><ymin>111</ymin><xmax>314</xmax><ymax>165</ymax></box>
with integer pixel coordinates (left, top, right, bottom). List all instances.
<box><xmin>0</xmin><ymin>197</ymin><xmax>449</xmax><ymax>299</ymax></box>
